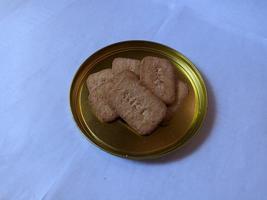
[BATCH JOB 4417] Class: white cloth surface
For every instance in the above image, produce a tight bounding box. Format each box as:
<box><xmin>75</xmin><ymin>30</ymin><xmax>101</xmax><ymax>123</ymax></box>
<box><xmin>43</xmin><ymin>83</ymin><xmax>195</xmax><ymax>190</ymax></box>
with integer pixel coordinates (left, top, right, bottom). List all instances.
<box><xmin>0</xmin><ymin>0</ymin><xmax>267</xmax><ymax>199</ymax></box>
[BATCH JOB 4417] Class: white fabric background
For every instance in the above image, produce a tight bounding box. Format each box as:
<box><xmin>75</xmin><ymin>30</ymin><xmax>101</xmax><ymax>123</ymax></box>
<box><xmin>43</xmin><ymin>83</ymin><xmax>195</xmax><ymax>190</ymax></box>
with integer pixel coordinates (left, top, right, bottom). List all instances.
<box><xmin>0</xmin><ymin>0</ymin><xmax>267</xmax><ymax>199</ymax></box>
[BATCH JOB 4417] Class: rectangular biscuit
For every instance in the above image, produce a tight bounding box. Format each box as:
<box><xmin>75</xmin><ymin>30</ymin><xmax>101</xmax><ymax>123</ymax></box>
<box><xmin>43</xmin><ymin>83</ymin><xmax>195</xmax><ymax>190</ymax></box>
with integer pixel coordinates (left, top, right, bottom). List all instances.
<box><xmin>107</xmin><ymin>71</ymin><xmax>167</xmax><ymax>135</ymax></box>
<box><xmin>112</xmin><ymin>58</ymin><xmax>140</xmax><ymax>76</ymax></box>
<box><xmin>86</xmin><ymin>68</ymin><xmax>113</xmax><ymax>93</ymax></box>
<box><xmin>88</xmin><ymin>82</ymin><xmax>118</xmax><ymax>122</ymax></box>
<box><xmin>140</xmin><ymin>56</ymin><xmax>176</xmax><ymax>105</ymax></box>
<box><xmin>162</xmin><ymin>80</ymin><xmax>189</xmax><ymax>123</ymax></box>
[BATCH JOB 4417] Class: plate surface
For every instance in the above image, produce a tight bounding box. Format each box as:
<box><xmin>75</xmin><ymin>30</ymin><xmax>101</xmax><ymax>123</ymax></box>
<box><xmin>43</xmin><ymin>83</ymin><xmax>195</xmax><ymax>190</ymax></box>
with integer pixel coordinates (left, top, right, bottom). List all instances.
<box><xmin>70</xmin><ymin>40</ymin><xmax>207</xmax><ymax>159</ymax></box>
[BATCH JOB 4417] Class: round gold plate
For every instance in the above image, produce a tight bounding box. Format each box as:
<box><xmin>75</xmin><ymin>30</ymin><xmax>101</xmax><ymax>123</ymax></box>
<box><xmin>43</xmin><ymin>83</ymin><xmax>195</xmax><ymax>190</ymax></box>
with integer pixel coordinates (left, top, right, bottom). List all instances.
<box><xmin>70</xmin><ymin>40</ymin><xmax>207</xmax><ymax>159</ymax></box>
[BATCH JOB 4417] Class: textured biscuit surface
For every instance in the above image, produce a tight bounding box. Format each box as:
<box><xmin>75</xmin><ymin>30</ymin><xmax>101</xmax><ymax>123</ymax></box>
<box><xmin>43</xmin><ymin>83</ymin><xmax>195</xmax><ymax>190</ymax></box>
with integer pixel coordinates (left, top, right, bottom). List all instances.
<box><xmin>86</xmin><ymin>69</ymin><xmax>113</xmax><ymax>93</ymax></box>
<box><xmin>140</xmin><ymin>56</ymin><xmax>176</xmax><ymax>105</ymax></box>
<box><xmin>88</xmin><ymin>82</ymin><xmax>118</xmax><ymax>122</ymax></box>
<box><xmin>107</xmin><ymin>71</ymin><xmax>167</xmax><ymax>135</ymax></box>
<box><xmin>162</xmin><ymin>80</ymin><xmax>189</xmax><ymax>123</ymax></box>
<box><xmin>112</xmin><ymin>58</ymin><xmax>140</xmax><ymax>76</ymax></box>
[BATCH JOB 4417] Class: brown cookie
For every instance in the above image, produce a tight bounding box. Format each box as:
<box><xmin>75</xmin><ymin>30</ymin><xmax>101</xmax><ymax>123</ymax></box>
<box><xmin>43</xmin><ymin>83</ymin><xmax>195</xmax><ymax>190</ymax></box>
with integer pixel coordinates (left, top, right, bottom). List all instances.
<box><xmin>112</xmin><ymin>58</ymin><xmax>140</xmax><ymax>76</ymax></box>
<box><xmin>107</xmin><ymin>71</ymin><xmax>167</xmax><ymax>135</ymax></box>
<box><xmin>140</xmin><ymin>56</ymin><xmax>176</xmax><ymax>105</ymax></box>
<box><xmin>162</xmin><ymin>80</ymin><xmax>189</xmax><ymax>123</ymax></box>
<box><xmin>88</xmin><ymin>82</ymin><xmax>118</xmax><ymax>122</ymax></box>
<box><xmin>86</xmin><ymin>69</ymin><xmax>113</xmax><ymax>93</ymax></box>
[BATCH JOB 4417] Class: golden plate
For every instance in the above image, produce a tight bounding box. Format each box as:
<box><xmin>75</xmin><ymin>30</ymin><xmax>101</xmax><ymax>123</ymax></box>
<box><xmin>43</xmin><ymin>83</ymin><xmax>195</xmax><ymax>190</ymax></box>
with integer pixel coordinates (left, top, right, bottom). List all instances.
<box><xmin>70</xmin><ymin>40</ymin><xmax>207</xmax><ymax>159</ymax></box>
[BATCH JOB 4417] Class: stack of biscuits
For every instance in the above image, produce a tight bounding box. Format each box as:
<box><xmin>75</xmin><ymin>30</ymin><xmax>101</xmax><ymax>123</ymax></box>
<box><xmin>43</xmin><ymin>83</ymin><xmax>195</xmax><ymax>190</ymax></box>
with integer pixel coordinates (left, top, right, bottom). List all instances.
<box><xmin>86</xmin><ymin>56</ymin><xmax>189</xmax><ymax>135</ymax></box>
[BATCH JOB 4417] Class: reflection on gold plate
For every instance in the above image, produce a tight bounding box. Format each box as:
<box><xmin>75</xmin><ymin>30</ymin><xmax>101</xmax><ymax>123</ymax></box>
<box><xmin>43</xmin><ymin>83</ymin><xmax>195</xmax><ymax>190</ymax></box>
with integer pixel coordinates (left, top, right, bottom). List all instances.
<box><xmin>70</xmin><ymin>41</ymin><xmax>207</xmax><ymax>159</ymax></box>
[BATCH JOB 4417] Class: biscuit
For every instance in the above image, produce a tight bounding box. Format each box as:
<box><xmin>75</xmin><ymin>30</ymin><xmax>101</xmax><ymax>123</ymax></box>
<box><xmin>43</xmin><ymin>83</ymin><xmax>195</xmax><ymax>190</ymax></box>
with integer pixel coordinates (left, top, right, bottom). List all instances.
<box><xmin>162</xmin><ymin>80</ymin><xmax>189</xmax><ymax>123</ymax></box>
<box><xmin>88</xmin><ymin>82</ymin><xmax>118</xmax><ymax>122</ymax></box>
<box><xmin>112</xmin><ymin>58</ymin><xmax>140</xmax><ymax>76</ymax></box>
<box><xmin>107</xmin><ymin>71</ymin><xmax>167</xmax><ymax>135</ymax></box>
<box><xmin>140</xmin><ymin>56</ymin><xmax>176</xmax><ymax>105</ymax></box>
<box><xmin>86</xmin><ymin>69</ymin><xmax>113</xmax><ymax>93</ymax></box>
